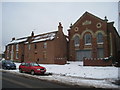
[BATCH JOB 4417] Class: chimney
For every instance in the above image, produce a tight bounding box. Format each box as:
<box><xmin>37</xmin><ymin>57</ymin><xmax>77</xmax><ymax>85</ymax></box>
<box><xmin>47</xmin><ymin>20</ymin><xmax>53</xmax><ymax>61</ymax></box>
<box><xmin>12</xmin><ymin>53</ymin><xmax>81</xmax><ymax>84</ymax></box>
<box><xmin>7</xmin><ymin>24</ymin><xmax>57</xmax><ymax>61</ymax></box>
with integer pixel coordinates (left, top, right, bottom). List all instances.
<box><xmin>12</xmin><ymin>37</ymin><xmax>15</xmax><ymax>41</ymax></box>
<box><xmin>69</xmin><ymin>23</ymin><xmax>73</xmax><ymax>28</ymax></box>
<box><xmin>31</xmin><ymin>31</ymin><xmax>34</xmax><ymax>37</ymax></box>
<box><xmin>104</xmin><ymin>16</ymin><xmax>108</xmax><ymax>22</ymax></box>
<box><xmin>58</xmin><ymin>22</ymin><xmax>63</xmax><ymax>32</ymax></box>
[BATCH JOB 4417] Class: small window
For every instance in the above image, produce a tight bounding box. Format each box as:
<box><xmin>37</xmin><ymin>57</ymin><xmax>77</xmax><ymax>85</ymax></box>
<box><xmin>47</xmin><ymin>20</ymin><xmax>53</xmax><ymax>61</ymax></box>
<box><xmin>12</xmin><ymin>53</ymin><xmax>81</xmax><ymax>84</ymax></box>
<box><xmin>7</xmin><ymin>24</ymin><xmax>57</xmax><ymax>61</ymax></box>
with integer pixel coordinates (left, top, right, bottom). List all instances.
<box><xmin>97</xmin><ymin>33</ymin><xmax>103</xmax><ymax>44</ymax></box>
<box><xmin>7</xmin><ymin>52</ymin><xmax>9</xmax><ymax>59</ymax></box>
<box><xmin>74</xmin><ymin>27</ymin><xmax>79</xmax><ymax>32</ymax></box>
<box><xmin>84</xmin><ymin>34</ymin><xmax>92</xmax><ymax>45</ymax></box>
<box><xmin>43</xmin><ymin>42</ymin><xmax>47</xmax><ymax>48</ymax></box>
<box><xmin>7</xmin><ymin>46</ymin><xmax>10</xmax><ymax>51</ymax></box>
<box><xmin>43</xmin><ymin>52</ymin><xmax>47</xmax><ymax>59</ymax></box>
<box><xmin>16</xmin><ymin>44</ymin><xmax>19</xmax><ymax>51</ymax></box>
<box><xmin>96</xmin><ymin>23</ymin><xmax>102</xmax><ymax>28</ymax></box>
<box><xmin>74</xmin><ymin>36</ymin><xmax>80</xmax><ymax>47</ymax></box>
<box><xmin>11</xmin><ymin>45</ymin><xmax>14</xmax><ymax>51</ymax></box>
<box><xmin>28</xmin><ymin>44</ymin><xmax>31</xmax><ymax>50</ymax></box>
<box><xmin>34</xmin><ymin>44</ymin><xmax>37</xmax><ymax>49</ymax></box>
<box><xmin>16</xmin><ymin>52</ymin><xmax>19</xmax><ymax>59</ymax></box>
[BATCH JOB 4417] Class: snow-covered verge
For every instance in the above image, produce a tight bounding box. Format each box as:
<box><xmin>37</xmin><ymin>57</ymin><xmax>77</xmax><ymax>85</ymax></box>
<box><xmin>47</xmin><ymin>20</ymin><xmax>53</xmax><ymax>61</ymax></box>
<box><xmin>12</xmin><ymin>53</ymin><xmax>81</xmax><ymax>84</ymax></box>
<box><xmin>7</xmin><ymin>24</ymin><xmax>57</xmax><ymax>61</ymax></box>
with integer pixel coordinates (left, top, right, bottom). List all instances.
<box><xmin>41</xmin><ymin>61</ymin><xmax>119</xmax><ymax>79</ymax></box>
<box><xmin>1</xmin><ymin>61</ymin><xmax>120</xmax><ymax>89</ymax></box>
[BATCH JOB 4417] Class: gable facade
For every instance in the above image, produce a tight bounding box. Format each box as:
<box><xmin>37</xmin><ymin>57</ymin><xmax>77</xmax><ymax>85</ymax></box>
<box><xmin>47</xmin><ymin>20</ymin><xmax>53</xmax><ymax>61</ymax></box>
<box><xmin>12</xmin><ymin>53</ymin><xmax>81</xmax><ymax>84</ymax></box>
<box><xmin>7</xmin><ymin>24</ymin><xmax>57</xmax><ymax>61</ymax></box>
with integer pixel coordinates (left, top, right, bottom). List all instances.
<box><xmin>68</xmin><ymin>12</ymin><xmax>120</xmax><ymax>66</ymax></box>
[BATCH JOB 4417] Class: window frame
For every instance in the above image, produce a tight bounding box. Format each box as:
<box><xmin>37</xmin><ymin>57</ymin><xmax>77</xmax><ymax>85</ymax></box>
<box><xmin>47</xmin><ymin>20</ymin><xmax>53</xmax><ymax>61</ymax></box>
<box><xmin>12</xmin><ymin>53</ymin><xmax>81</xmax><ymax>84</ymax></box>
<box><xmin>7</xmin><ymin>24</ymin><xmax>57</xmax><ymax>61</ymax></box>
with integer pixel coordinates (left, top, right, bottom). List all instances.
<box><xmin>97</xmin><ymin>32</ymin><xmax>104</xmax><ymax>44</ymax></box>
<box><xmin>28</xmin><ymin>44</ymin><xmax>31</xmax><ymax>50</ymax></box>
<box><xmin>16</xmin><ymin>44</ymin><xmax>19</xmax><ymax>51</ymax></box>
<box><xmin>74</xmin><ymin>35</ymin><xmax>80</xmax><ymax>47</ymax></box>
<box><xmin>43</xmin><ymin>42</ymin><xmax>47</xmax><ymax>49</ymax></box>
<box><xmin>16</xmin><ymin>52</ymin><xmax>19</xmax><ymax>59</ymax></box>
<box><xmin>84</xmin><ymin>33</ymin><xmax>92</xmax><ymax>45</ymax></box>
<box><xmin>7</xmin><ymin>46</ymin><xmax>10</xmax><ymax>59</ymax></box>
<box><xmin>7</xmin><ymin>46</ymin><xmax>10</xmax><ymax>51</ymax></box>
<box><xmin>43</xmin><ymin>51</ymin><xmax>47</xmax><ymax>59</ymax></box>
<box><xmin>34</xmin><ymin>44</ymin><xmax>37</xmax><ymax>49</ymax></box>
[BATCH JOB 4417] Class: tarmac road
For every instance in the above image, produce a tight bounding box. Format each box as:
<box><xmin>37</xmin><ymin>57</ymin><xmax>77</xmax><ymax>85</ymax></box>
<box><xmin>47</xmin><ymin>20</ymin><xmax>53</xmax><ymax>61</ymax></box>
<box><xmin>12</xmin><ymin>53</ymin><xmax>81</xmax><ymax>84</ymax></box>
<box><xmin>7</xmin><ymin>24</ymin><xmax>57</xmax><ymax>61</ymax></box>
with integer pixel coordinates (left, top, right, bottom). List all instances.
<box><xmin>2</xmin><ymin>71</ymin><xmax>87</xmax><ymax>89</ymax></box>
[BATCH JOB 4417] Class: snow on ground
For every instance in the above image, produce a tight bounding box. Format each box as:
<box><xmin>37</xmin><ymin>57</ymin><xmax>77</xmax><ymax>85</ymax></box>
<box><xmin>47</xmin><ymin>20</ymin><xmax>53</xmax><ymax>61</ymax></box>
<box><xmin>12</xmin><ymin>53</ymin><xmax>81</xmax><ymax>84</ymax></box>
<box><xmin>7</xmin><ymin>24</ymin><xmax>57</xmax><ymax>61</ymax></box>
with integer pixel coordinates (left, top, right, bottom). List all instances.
<box><xmin>1</xmin><ymin>61</ymin><xmax>120</xmax><ymax>89</ymax></box>
<box><xmin>40</xmin><ymin>61</ymin><xmax>119</xmax><ymax>79</ymax></box>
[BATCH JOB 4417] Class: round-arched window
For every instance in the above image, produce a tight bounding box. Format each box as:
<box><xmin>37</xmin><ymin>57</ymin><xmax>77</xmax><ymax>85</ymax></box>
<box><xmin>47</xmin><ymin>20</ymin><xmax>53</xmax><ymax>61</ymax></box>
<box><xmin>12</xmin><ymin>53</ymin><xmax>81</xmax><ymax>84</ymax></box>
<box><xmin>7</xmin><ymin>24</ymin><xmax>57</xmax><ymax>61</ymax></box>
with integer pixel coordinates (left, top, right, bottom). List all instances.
<box><xmin>97</xmin><ymin>32</ymin><xmax>103</xmax><ymax>44</ymax></box>
<box><xmin>84</xmin><ymin>33</ymin><xmax>92</xmax><ymax>45</ymax></box>
<box><xmin>74</xmin><ymin>36</ymin><xmax>80</xmax><ymax>47</ymax></box>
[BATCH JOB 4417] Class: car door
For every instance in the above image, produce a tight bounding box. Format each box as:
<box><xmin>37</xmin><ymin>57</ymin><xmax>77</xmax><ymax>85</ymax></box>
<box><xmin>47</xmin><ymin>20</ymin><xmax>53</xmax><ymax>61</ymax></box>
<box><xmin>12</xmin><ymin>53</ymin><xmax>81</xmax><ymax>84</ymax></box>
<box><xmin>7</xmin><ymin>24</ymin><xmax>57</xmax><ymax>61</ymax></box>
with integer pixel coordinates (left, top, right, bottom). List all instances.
<box><xmin>25</xmin><ymin>63</ymin><xmax>31</xmax><ymax>72</ymax></box>
<box><xmin>20</xmin><ymin>63</ymin><xmax>26</xmax><ymax>72</ymax></box>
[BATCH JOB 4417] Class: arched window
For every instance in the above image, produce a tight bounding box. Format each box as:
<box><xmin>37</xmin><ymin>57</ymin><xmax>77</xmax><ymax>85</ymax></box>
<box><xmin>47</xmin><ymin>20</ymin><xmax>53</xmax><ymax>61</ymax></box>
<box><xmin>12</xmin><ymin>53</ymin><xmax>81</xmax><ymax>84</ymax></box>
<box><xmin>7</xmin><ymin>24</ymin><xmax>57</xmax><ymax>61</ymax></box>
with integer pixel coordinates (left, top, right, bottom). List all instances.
<box><xmin>74</xmin><ymin>36</ymin><xmax>80</xmax><ymax>47</ymax></box>
<box><xmin>97</xmin><ymin>33</ymin><xmax>103</xmax><ymax>43</ymax></box>
<box><xmin>84</xmin><ymin>33</ymin><xmax>92</xmax><ymax>45</ymax></box>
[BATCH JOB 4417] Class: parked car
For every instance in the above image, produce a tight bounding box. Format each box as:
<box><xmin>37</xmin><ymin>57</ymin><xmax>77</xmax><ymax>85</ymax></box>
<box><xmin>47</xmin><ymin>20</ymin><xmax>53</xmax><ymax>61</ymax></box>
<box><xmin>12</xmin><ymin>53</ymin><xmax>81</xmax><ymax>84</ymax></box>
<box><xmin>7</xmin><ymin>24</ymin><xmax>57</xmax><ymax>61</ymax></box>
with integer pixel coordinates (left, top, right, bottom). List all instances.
<box><xmin>2</xmin><ymin>60</ymin><xmax>16</xmax><ymax>70</ymax></box>
<box><xmin>19</xmin><ymin>62</ymin><xmax>46</xmax><ymax>75</ymax></box>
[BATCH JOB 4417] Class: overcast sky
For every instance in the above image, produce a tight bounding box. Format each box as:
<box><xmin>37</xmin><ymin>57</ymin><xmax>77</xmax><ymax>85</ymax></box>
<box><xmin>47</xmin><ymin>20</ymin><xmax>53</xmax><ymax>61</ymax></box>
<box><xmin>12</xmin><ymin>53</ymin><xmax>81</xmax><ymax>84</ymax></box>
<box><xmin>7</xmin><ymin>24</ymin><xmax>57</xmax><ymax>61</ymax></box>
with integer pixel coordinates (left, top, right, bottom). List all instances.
<box><xmin>1</xmin><ymin>1</ymin><xmax>119</xmax><ymax>53</ymax></box>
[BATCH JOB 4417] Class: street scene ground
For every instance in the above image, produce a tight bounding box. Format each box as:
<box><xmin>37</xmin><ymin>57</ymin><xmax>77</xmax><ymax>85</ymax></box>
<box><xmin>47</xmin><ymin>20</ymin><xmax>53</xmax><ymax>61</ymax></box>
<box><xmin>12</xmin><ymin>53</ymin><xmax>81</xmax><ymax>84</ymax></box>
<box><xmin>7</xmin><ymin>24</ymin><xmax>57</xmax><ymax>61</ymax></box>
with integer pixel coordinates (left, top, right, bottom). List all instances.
<box><xmin>1</xmin><ymin>61</ymin><xmax>120</xmax><ymax>89</ymax></box>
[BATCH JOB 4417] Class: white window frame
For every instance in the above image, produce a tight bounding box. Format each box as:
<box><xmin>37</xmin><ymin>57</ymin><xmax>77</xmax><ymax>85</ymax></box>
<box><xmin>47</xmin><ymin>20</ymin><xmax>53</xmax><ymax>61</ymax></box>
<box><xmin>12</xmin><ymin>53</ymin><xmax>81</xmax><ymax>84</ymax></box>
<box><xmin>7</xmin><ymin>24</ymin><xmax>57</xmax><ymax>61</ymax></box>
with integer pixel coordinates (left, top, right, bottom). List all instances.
<box><xmin>16</xmin><ymin>44</ymin><xmax>19</xmax><ymax>51</ymax></box>
<box><xmin>43</xmin><ymin>42</ymin><xmax>47</xmax><ymax>48</ymax></box>
<box><xmin>7</xmin><ymin>46</ymin><xmax>10</xmax><ymax>59</ymax></box>
<box><xmin>43</xmin><ymin>51</ymin><xmax>47</xmax><ymax>59</ymax></box>
<box><xmin>16</xmin><ymin>52</ymin><xmax>19</xmax><ymax>59</ymax></box>
<box><xmin>11</xmin><ymin>45</ymin><xmax>14</xmax><ymax>60</ymax></box>
<box><xmin>97</xmin><ymin>33</ymin><xmax>103</xmax><ymax>44</ymax></box>
<box><xmin>28</xmin><ymin>44</ymin><xmax>31</xmax><ymax>50</ymax></box>
<box><xmin>84</xmin><ymin>34</ymin><xmax>92</xmax><ymax>45</ymax></box>
<box><xmin>7</xmin><ymin>51</ymin><xmax>9</xmax><ymax>59</ymax></box>
<box><xmin>74</xmin><ymin>36</ymin><xmax>80</xmax><ymax>47</ymax></box>
<box><xmin>7</xmin><ymin>46</ymin><xmax>10</xmax><ymax>51</ymax></box>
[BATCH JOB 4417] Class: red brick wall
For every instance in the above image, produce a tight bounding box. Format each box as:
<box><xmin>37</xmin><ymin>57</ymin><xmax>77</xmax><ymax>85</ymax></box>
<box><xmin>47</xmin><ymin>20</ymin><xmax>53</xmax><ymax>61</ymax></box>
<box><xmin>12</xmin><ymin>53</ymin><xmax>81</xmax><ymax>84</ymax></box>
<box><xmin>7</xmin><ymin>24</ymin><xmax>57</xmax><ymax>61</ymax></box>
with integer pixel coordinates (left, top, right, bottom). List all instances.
<box><xmin>23</xmin><ymin>23</ymin><xmax>68</xmax><ymax>65</ymax></box>
<box><xmin>53</xmin><ymin>26</ymin><xmax>68</xmax><ymax>64</ymax></box>
<box><xmin>84</xmin><ymin>58</ymin><xmax>112</xmax><ymax>66</ymax></box>
<box><xmin>68</xmin><ymin>12</ymin><xmax>109</xmax><ymax>61</ymax></box>
<box><xmin>24</xmin><ymin>41</ymin><xmax>55</xmax><ymax>64</ymax></box>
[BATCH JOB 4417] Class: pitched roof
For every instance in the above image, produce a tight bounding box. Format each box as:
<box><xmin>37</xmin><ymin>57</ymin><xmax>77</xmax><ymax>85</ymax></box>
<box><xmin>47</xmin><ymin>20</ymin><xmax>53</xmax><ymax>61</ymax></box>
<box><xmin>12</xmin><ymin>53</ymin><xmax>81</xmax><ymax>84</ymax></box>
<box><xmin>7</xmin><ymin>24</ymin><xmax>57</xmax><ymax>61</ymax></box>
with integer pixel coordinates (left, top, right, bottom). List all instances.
<box><xmin>8</xmin><ymin>31</ymin><xmax>58</xmax><ymax>45</ymax></box>
<box><xmin>72</xmin><ymin>11</ymin><xmax>106</xmax><ymax>27</ymax></box>
<box><xmin>31</xmin><ymin>31</ymin><xmax>57</xmax><ymax>43</ymax></box>
<box><xmin>8</xmin><ymin>37</ymin><xmax>28</xmax><ymax>45</ymax></box>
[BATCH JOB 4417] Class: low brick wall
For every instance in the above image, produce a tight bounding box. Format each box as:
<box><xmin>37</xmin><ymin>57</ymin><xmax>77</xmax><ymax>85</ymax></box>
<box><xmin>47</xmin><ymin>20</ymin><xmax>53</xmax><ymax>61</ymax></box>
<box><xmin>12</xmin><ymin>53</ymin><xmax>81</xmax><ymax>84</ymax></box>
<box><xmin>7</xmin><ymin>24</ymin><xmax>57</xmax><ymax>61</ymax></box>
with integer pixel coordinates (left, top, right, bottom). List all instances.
<box><xmin>84</xmin><ymin>58</ymin><xmax>112</xmax><ymax>66</ymax></box>
<box><xmin>54</xmin><ymin>58</ymin><xmax>67</xmax><ymax>65</ymax></box>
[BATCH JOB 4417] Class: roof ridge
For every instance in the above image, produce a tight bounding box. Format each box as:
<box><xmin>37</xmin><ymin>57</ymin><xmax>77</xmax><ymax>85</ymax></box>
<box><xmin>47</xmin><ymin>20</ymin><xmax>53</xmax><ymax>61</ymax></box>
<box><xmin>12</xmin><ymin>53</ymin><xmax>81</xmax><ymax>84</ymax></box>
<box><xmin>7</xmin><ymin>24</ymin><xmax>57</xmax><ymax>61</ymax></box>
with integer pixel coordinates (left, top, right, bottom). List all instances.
<box><xmin>16</xmin><ymin>36</ymin><xmax>29</xmax><ymax>40</ymax></box>
<box><xmin>85</xmin><ymin>11</ymin><xmax>105</xmax><ymax>21</ymax></box>
<box><xmin>72</xmin><ymin>11</ymin><xmax>106</xmax><ymax>27</ymax></box>
<box><xmin>34</xmin><ymin>31</ymin><xmax>58</xmax><ymax>37</ymax></box>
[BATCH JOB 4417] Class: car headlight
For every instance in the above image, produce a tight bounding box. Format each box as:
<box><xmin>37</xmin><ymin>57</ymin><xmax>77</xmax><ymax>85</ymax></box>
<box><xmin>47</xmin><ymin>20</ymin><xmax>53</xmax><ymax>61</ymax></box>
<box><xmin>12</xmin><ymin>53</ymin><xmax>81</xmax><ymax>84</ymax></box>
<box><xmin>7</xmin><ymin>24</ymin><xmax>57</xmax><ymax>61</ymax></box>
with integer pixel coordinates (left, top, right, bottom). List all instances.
<box><xmin>6</xmin><ymin>64</ymin><xmax>10</xmax><ymax>66</ymax></box>
<box><xmin>37</xmin><ymin>69</ymin><xmax>41</xmax><ymax>70</ymax></box>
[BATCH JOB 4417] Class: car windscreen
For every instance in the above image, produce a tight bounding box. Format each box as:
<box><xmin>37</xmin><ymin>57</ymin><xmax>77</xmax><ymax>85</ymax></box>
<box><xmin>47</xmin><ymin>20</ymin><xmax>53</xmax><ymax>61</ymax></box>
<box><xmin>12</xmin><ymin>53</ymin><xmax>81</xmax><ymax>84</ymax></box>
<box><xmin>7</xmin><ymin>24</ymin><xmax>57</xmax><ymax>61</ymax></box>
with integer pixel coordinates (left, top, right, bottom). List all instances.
<box><xmin>8</xmin><ymin>61</ymin><xmax>14</xmax><ymax>64</ymax></box>
<box><xmin>30</xmin><ymin>63</ymin><xmax>39</xmax><ymax>66</ymax></box>
<box><xmin>3</xmin><ymin>61</ymin><xmax>14</xmax><ymax>64</ymax></box>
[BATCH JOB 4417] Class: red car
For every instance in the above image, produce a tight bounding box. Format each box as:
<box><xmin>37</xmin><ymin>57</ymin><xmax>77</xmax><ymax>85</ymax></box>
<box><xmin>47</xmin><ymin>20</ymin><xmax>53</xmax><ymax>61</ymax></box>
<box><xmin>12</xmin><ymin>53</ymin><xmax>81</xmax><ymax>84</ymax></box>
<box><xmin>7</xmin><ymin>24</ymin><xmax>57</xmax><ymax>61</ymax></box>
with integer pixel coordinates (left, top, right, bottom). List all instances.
<box><xmin>19</xmin><ymin>62</ymin><xmax>46</xmax><ymax>75</ymax></box>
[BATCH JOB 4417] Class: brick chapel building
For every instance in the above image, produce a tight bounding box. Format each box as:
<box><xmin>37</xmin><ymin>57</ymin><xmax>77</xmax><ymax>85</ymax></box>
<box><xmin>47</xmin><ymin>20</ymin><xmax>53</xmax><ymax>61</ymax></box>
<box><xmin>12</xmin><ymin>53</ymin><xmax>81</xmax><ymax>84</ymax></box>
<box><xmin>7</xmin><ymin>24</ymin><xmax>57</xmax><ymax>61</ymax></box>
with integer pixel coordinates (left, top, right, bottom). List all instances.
<box><xmin>5</xmin><ymin>12</ymin><xmax>120</xmax><ymax>66</ymax></box>
<box><xmin>68</xmin><ymin>12</ymin><xmax>120</xmax><ymax>66</ymax></box>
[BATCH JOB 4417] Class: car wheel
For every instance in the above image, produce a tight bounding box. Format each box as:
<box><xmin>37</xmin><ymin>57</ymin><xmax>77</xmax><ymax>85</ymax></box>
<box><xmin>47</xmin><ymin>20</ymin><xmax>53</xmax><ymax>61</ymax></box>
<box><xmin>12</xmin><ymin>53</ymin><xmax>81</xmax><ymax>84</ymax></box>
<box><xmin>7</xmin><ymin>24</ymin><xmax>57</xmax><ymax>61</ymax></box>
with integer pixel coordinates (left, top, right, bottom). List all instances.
<box><xmin>31</xmin><ymin>70</ymin><xmax>35</xmax><ymax>75</ymax></box>
<box><xmin>19</xmin><ymin>69</ymin><xmax>23</xmax><ymax>73</ymax></box>
<box><xmin>3</xmin><ymin>66</ymin><xmax>7</xmax><ymax>70</ymax></box>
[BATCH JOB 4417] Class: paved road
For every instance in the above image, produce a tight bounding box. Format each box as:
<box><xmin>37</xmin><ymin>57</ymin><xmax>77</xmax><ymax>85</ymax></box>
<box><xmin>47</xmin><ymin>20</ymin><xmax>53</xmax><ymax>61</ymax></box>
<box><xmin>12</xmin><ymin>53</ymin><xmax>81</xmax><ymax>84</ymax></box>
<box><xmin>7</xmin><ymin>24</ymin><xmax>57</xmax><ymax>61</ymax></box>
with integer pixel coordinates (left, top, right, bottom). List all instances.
<box><xmin>2</xmin><ymin>71</ymin><xmax>86</xmax><ymax>89</ymax></box>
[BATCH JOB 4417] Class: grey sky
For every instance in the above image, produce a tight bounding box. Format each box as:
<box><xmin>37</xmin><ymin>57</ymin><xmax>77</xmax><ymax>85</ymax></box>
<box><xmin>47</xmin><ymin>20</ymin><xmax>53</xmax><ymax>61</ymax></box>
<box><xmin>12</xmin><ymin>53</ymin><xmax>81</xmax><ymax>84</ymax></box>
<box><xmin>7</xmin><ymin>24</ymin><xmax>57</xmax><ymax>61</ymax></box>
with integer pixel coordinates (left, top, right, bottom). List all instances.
<box><xmin>1</xmin><ymin>2</ymin><xmax>119</xmax><ymax>53</ymax></box>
